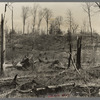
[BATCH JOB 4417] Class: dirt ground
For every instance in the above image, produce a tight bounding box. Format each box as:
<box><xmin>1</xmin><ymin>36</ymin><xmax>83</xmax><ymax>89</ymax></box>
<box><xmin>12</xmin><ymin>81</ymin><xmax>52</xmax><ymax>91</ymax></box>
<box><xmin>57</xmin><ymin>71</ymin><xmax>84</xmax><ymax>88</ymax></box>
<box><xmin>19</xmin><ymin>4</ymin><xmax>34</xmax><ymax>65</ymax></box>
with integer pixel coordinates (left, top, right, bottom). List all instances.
<box><xmin>0</xmin><ymin>49</ymin><xmax>100</xmax><ymax>98</ymax></box>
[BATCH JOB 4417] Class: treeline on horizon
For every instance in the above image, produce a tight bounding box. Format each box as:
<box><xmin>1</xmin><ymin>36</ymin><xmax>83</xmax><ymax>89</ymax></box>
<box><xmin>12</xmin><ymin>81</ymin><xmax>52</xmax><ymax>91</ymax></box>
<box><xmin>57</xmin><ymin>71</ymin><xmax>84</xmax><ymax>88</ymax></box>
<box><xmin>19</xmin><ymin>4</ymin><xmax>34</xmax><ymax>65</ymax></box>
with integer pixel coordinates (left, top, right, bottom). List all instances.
<box><xmin>2</xmin><ymin>2</ymin><xmax>100</xmax><ymax>37</ymax></box>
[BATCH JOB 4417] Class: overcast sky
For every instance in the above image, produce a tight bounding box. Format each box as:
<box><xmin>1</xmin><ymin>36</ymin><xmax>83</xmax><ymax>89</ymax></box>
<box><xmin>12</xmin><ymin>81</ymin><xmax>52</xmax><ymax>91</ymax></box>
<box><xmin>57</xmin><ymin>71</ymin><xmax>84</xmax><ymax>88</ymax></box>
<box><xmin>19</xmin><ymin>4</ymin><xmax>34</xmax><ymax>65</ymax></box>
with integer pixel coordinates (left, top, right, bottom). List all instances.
<box><xmin>0</xmin><ymin>2</ymin><xmax>100</xmax><ymax>34</ymax></box>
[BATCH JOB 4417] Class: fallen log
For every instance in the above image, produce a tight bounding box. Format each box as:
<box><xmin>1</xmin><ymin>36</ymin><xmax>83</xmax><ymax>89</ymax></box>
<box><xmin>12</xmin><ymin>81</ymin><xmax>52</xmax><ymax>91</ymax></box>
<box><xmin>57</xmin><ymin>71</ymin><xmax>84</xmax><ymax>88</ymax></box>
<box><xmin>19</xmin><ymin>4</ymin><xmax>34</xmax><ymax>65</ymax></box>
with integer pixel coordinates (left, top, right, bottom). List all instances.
<box><xmin>0</xmin><ymin>75</ymin><xmax>36</xmax><ymax>82</ymax></box>
<box><xmin>17</xmin><ymin>82</ymin><xmax>75</xmax><ymax>94</ymax></box>
<box><xmin>31</xmin><ymin>83</ymin><xmax>75</xmax><ymax>96</ymax></box>
<box><xmin>0</xmin><ymin>77</ymin><xmax>100</xmax><ymax>98</ymax></box>
<box><xmin>17</xmin><ymin>88</ymin><xmax>32</xmax><ymax>93</ymax></box>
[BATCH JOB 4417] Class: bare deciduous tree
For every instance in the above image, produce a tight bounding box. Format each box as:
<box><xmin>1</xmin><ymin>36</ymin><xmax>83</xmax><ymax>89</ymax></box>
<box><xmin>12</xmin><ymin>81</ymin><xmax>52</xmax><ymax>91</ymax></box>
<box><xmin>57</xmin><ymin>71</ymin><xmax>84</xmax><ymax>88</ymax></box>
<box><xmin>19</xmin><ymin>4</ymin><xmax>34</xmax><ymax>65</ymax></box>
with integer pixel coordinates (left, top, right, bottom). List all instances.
<box><xmin>66</xmin><ymin>9</ymin><xmax>78</xmax><ymax>34</ymax></box>
<box><xmin>49</xmin><ymin>20</ymin><xmax>55</xmax><ymax>35</ymax></box>
<box><xmin>82</xmin><ymin>2</ymin><xmax>94</xmax><ymax>43</ymax></box>
<box><xmin>55</xmin><ymin>16</ymin><xmax>63</xmax><ymax>30</ymax></box>
<box><xmin>67</xmin><ymin>29</ymin><xmax>72</xmax><ymax>69</ymax></box>
<box><xmin>83</xmin><ymin>3</ymin><xmax>96</xmax><ymax>66</ymax></box>
<box><xmin>66</xmin><ymin>9</ymin><xmax>73</xmax><ymax>33</ymax></box>
<box><xmin>31</xmin><ymin>4</ymin><xmax>39</xmax><ymax>33</ymax></box>
<box><xmin>44</xmin><ymin>8</ymin><xmax>52</xmax><ymax>34</ymax></box>
<box><xmin>21</xmin><ymin>6</ymin><xmax>29</xmax><ymax>34</ymax></box>
<box><xmin>95</xmin><ymin>2</ymin><xmax>100</xmax><ymax>8</ymax></box>
<box><xmin>81</xmin><ymin>19</ymin><xmax>90</xmax><ymax>33</ymax></box>
<box><xmin>49</xmin><ymin>16</ymin><xmax>63</xmax><ymax>35</ymax></box>
<box><xmin>5</xmin><ymin>20</ymin><xmax>9</xmax><ymax>35</ymax></box>
<box><xmin>27</xmin><ymin>22</ymin><xmax>30</xmax><ymax>34</ymax></box>
<box><xmin>94</xmin><ymin>2</ymin><xmax>100</xmax><ymax>14</ymax></box>
<box><xmin>37</xmin><ymin>8</ymin><xmax>45</xmax><ymax>33</ymax></box>
<box><xmin>82</xmin><ymin>20</ymin><xmax>87</xmax><ymax>33</ymax></box>
<box><xmin>72</xmin><ymin>22</ymin><xmax>79</xmax><ymax>34</ymax></box>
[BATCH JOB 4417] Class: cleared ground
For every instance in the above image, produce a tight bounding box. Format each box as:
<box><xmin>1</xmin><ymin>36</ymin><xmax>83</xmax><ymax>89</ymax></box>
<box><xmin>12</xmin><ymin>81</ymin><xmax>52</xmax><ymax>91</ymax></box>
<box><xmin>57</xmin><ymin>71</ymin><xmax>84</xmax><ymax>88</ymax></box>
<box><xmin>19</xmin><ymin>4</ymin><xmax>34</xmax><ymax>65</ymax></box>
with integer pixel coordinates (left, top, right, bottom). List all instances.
<box><xmin>0</xmin><ymin>48</ymin><xmax>100</xmax><ymax>98</ymax></box>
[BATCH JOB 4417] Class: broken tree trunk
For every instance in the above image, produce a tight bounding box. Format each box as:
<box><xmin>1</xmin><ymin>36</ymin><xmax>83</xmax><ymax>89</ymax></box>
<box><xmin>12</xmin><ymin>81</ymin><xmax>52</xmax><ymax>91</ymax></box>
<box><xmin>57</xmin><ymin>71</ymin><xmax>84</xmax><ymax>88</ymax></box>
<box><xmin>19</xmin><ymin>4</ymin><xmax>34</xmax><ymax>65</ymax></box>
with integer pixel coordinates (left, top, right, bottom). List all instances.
<box><xmin>67</xmin><ymin>30</ymin><xmax>72</xmax><ymax>69</ymax></box>
<box><xmin>68</xmin><ymin>44</ymin><xmax>72</xmax><ymax>68</ymax></box>
<box><xmin>1</xmin><ymin>14</ymin><xmax>4</xmax><ymax>74</ymax></box>
<box><xmin>76</xmin><ymin>36</ymin><xmax>82</xmax><ymax>70</ymax></box>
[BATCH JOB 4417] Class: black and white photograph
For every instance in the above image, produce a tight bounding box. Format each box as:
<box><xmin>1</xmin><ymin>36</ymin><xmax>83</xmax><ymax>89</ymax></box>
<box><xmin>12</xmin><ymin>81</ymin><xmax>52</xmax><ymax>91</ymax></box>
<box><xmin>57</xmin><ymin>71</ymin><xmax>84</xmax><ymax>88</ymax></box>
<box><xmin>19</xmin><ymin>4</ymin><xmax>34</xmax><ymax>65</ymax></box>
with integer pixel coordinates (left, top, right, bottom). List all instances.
<box><xmin>0</xmin><ymin>2</ymin><xmax>100</xmax><ymax>98</ymax></box>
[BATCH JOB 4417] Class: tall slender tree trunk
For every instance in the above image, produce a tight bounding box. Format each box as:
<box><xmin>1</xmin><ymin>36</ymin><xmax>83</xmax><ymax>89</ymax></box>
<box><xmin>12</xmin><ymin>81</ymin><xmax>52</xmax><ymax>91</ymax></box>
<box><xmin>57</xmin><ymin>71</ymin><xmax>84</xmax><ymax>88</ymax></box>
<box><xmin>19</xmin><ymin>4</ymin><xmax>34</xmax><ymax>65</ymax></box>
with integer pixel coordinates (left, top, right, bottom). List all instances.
<box><xmin>88</xmin><ymin>8</ymin><xmax>95</xmax><ymax>66</ymax></box>
<box><xmin>23</xmin><ymin>19</ymin><xmax>25</xmax><ymax>34</ymax></box>
<box><xmin>1</xmin><ymin>14</ymin><xmax>4</xmax><ymax>74</ymax></box>
<box><xmin>59</xmin><ymin>24</ymin><xmax>60</xmax><ymax>30</ymax></box>
<box><xmin>68</xmin><ymin>43</ymin><xmax>72</xmax><ymax>68</ymax></box>
<box><xmin>88</xmin><ymin>12</ymin><xmax>93</xmax><ymax>43</ymax></box>
<box><xmin>32</xmin><ymin>16</ymin><xmax>36</xmax><ymax>33</ymax></box>
<box><xmin>23</xmin><ymin>23</ymin><xmax>24</xmax><ymax>34</ymax></box>
<box><xmin>38</xmin><ymin>21</ymin><xmax>41</xmax><ymax>33</ymax></box>
<box><xmin>38</xmin><ymin>24</ymin><xmax>40</xmax><ymax>32</ymax></box>
<box><xmin>47</xmin><ymin>20</ymin><xmax>48</xmax><ymax>34</ymax></box>
<box><xmin>32</xmin><ymin>23</ymin><xmax>35</xmax><ymax>33</ymax></box>
<box><xmin>12</xmin><ymin>8</ymin><xmax>13</xmax><ymax>33</ymax></box>
<box><xmin>67</xmin><ymin>30</ymin><xmax>72</xmax><ymax>69</ymax></box>
<box><xmin>70</xmin><ymin>17</ymin><xmax>72</xmax><ymax>33</ymax></box>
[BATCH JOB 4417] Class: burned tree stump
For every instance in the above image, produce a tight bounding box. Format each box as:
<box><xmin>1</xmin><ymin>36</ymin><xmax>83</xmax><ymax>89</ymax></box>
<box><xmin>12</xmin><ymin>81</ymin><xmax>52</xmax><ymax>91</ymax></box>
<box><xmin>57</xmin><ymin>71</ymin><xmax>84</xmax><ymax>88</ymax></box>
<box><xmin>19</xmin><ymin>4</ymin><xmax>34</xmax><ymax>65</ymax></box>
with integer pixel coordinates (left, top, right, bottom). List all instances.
<box><xmin>76</xmin><ymin>36</ymin><xmax>82</xmax><ymax>70</ymax></box>
<box><xmin>67</xmin><ymin>30</ymin><xmax>72</xmax><ymax>69</ymax></box>
<box><xmin>68</xmin><ymin>44</ymin><xmax>72</xmax><ymax>68</ymax></box>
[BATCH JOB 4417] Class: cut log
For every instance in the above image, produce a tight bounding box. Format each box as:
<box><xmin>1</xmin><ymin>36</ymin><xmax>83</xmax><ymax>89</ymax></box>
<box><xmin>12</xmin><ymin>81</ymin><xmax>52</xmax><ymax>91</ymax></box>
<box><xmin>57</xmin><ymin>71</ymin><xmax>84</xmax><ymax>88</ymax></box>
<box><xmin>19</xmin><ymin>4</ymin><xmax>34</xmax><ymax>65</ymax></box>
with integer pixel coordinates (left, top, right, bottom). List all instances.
<box><xmin>0</xmin><ymin>74</ymin><xmax>54</xmax><ymax>84</ymax></box>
